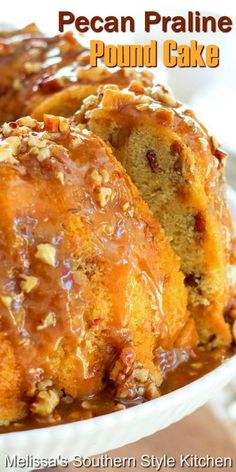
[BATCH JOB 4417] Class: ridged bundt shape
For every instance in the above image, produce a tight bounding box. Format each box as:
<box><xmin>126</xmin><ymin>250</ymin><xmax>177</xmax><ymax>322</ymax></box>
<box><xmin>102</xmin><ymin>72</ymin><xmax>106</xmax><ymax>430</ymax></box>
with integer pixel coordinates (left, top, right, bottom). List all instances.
<box><xmin>0</xmin><ymin>24</ymin><xmax>152</xmax><ymax>123</ymax></box>
<box><xmin>0</xmin><ymin>114</ymin><xmax>197</xmax><ymax>425</ymax></box>
<box><xmin>0</xmin><ymin>24</ymin><xmax>235</xmax><ymax>429</ymax></box>
<box><xmin>74</xmin><ymin>81</ymin><xmax>236</xmax><ymax>347</ymax></box>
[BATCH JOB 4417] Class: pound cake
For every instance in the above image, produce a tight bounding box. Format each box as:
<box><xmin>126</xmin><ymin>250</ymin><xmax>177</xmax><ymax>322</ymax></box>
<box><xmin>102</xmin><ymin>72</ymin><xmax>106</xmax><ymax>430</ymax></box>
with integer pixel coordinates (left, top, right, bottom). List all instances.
<box><xmin>75</xmin><ymin>82</ymin><xmax>236</xmax><ymax>347</ymax></box>
<box><xmin>0</xmin><ymin>114</ymin><xmax>197</xmax><ymax>425</ymax></box>
<box><xmin>0</xmin><ymin>24</ymin><xmax>152</xmax><ymax>123</ymax></box>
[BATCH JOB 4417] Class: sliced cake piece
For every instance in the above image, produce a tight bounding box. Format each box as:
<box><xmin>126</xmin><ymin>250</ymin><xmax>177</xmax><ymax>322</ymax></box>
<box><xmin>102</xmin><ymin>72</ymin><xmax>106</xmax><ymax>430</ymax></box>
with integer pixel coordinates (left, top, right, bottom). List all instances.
<box><xmin>75</xmin><ymin>81</ymin><xmax>235</xmax><ymax>346</ymax></box>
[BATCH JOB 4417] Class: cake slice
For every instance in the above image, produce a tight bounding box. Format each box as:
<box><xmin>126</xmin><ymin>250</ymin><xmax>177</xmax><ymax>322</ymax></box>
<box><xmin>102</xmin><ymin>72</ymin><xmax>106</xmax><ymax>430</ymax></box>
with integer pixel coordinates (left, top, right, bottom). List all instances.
<box><xmin>75</xmin><ymin>81</ymin><xmax>236</xmax><ymax>346</ymax></box>
<box><xmin>0</xmin><ymin>114</ymin><xmax>195</xmax><ymax>424</ymax></box>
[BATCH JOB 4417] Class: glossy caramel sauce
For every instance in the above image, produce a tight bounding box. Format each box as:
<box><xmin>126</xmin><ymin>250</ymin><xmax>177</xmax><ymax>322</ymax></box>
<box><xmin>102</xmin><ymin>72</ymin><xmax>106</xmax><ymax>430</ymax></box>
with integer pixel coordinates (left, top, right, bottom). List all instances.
<box><xmin>0</xmin><ymin>122</ymin><xmax>164</xmax><ymax>391</ymax></box>
<box><xmin>0</xmin><ymin>30</ymin><xmax>234</xmax><ymax>433</ymax></box>
<box><xmin>0</xmin><ymin>347</ymin><xmax>232</xmax><ymax>433</ymax></box>
<box><xmin>0</xmin><ymin>27</ymin><xmax>152</xmax><ymax>123</ymax></box>
<box><xmin>77</xmin><ymin>82</ymin><xmax>233</xmax><ymax>251</ymax></box>
<box><xmin>77</xmin><ymin>82</ymin><xmax>235</xmax><ymax>347</ymax></box>
<box><xmin>0</xmin><ymin>115</ymin><xmax>195</xmax><ymax>431</ymax></box>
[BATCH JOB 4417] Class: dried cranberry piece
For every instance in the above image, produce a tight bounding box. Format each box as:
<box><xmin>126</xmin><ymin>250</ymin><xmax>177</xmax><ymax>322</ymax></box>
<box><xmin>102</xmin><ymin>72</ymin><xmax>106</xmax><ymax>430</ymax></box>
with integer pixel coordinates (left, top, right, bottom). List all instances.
<box><xmin>146</xmin><ymin>150</ymin><xmax>159</xmax><ymax>173</ymax></box>
<box><xmin>170</xmin><ymin>140</ymin><xmax>183</xmax><ymax>157</ymax></box>
<box><xmin>194</xmin><ymin>212</ymin><xmax>206</xmax><ymax>233</ymax></box>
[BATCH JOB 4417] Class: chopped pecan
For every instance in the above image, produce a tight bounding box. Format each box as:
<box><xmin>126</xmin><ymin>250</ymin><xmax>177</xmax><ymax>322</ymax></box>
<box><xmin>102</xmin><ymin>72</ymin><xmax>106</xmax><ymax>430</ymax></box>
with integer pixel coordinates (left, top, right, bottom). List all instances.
<box><xmin>56</xmin><ymin>171</ymin><xmax>65</xmax><ymax>185</ymax></box>
<box><xmin>30</xmin><ymin>389</ymin><xmax>60</xmax><ymax>416</ymax></box>
<box><xmin>18</xmin><ymin>116</ymin><xmax>37</xmax><ymax>129</ymax></box>
<box><xmin>39</xmin><ymin>77</ymin><xmax>65</xmax><ymax>94</ymax></box>
<box><xmin>2</xmin><ymin>123</ymin><xmax>13</xmax><ymax>137</ymax></box>
<box><xmin>128</xmin><ymin>80</ymin><xmax>145</xmax><ymax>95</ymax></box>
<box><xmin>20</xmin><ymin>275</ymin><xmax>38</xmax><ymax>293</ymax></box>
<box><xmin>95</xmin><ymin>187</ymin><xmax>112</xmax><ymax>208</ymax></box>
<box><xmin>154</xmin><ymin>88</ymin><xmax>177</xmax><ymax>107</ymax></box>
<box><xmin>110</xmin><ymin>345</ymin><xmax>136</xmax><ymax>384</ymax></box>
<box><xmin>90</xmin><ymin>169</ymin><xmax>102</xmax><ymax>185</ymax></box>
<box><xmin>35</xmin><ymin>243</ymin><xmax>57</xmax><ymax>267</ymax></box>
<box><xmin>132</xmin><ymin>367</ymin><xmax>149</xmax><ymax>383</ymax></box>
<box><xmin>37</xmin><ymin>312</ymin><xmax>56</xmax><ymax>330</ymax></box>
<box><xmin>0</xmin><ymin>295</ymin><xmax>12</xmax><ymax>308</ymax></box>
<box><xmin>145</xmin><ymin>382</ymin><xmax>161</xmax><ymax>400</ymax></box>
<box><xmin>0</xmin><ymin>137</ymin><xmax>21</xmax><ymax>163</ymax></box>
<box><xmin>43</xmin><ymin>114</ymin><xmax>69</xmax><ymax>133</ymax></box>
<box><xmin>101</xmin><ymin>88</ymin><xmax>135</xmax><ymax>111</ymax></box>
<box><xmin>24</xmin><ymin>62</ymin><xmax>41</xmax><ymax>74</ymax></box>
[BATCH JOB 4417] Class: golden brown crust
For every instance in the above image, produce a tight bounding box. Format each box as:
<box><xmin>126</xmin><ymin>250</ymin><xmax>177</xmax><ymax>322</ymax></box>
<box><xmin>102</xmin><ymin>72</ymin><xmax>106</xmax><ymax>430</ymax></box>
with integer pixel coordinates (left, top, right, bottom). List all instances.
<box><xmin>0</xmin><ymin>114</ymin><xmax>194</xmax><ymax>424</ymax></box>
<box><xmin>0</xmin><ymin>27</ymin><xmax>153</xmax><ymax>123</ymax></box>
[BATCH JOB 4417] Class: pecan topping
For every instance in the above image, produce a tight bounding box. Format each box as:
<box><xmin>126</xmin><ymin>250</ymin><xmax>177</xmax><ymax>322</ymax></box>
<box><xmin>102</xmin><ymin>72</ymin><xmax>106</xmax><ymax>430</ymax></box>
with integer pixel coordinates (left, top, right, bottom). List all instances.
<box><xmin>35</xmin><ymin>243</ymin><xmax>57</xmax><ymax>267</ymax></box>
<box><xmin>145</xmin><ymin>382</ymin><xmax>161</xmax><ymax>400</ymax></box>
<box><xmin>24</xmin><ymin>62</ymin><xmax>41</xmax><ymax>74</ymax></box>
<box><xmin>128</xmin><ymin>80</ymin><xmax>145</xmax><ymax>95</ymax></box>
<box><xmin>95</xmin><ymin>187</ymin><xmax>112</xmax><ymax>208</ymax></box>
<box><xmin>20</xmin><ymin>275</ymin><xmax>38</xmax><ymax>293</ymax></box>
<box><xmin>39</xmin><ymin>77</ymin><xmax>65</xmax><ymax>94</ymax></box>
<box><xmin>30</xmin><ymin>389</ymin><xmax>60</xmax><ymax>416</ymax></box>
<box><xmin>0</xmin><ymin>295</ymin><xmax>12</xmax><ymax>308</ymax></box>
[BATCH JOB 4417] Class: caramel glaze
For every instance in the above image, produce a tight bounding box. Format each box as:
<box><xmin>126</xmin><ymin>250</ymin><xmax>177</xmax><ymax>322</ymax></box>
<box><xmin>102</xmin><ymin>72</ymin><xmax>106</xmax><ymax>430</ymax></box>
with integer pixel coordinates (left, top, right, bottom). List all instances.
<box><xmin>75</xmin><ymin>82</ymin><xmax>236</xmax><ymax>345</ymax></box>
<box><xmin>0</xmin><ymin>346</ymin><xmax>233</xmax><ymax>433</ymax></box>
<box><xmin>0</xmin><ymin>115</ymin><xmax>193</xmax><ymax>428</ymax></box>
<box><xmin>76</xmin><ymin>82</ymin><xmax>234</xmax><ymax>244</ymax></box>
<box><xmin>0</xmin><ymin>25</ymin><xmax>152</xmax><ymax>123</ymax></box>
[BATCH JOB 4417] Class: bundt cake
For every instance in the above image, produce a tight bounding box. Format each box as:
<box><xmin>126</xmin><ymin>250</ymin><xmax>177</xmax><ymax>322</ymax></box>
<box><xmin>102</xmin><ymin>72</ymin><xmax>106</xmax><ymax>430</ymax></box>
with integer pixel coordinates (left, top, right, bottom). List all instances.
<box><xmin>0</xmin><ymin>24</ymin><xmax>152</xmax><ymax>123</ymax></box>
<box><xmin>0</xmin><ymin>114</ymin><xmax>197</xmax><ymax>425</ymax></box>
<box><xmin>75</xmin><ymin>81</ymin><xmax>236</xmax><ymax>347</ymax></box>
<box><xmin>0</xmin><ymin>24</ymin><xmax>235</xmax><ymax>429</ymax></box>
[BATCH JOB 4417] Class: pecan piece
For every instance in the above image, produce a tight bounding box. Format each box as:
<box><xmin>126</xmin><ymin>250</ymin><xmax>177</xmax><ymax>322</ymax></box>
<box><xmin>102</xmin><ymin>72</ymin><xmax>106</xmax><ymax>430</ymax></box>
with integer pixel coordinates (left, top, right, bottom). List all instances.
<box><xmin>39</xmin><ymin>77</ymin><xmax>65</xmax><ymax>94</ymax></box>
<box><xmin>30</xmin><ymin>389</ymin><xmax>60</xmax><ymax>416</ymax></box>
<box><xmin>110</xmin><ymin>345</ymin><xmax>136</xmax><ymax>384</ymax></box>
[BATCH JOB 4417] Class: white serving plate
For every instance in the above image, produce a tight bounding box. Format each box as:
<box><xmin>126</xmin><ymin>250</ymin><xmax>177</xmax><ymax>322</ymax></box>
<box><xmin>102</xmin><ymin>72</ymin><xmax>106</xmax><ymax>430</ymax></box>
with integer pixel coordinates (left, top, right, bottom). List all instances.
<box><xmin>0</xmin><ymin>187</ymin><xmax>235</xmax><ymax>472</ymax></box>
